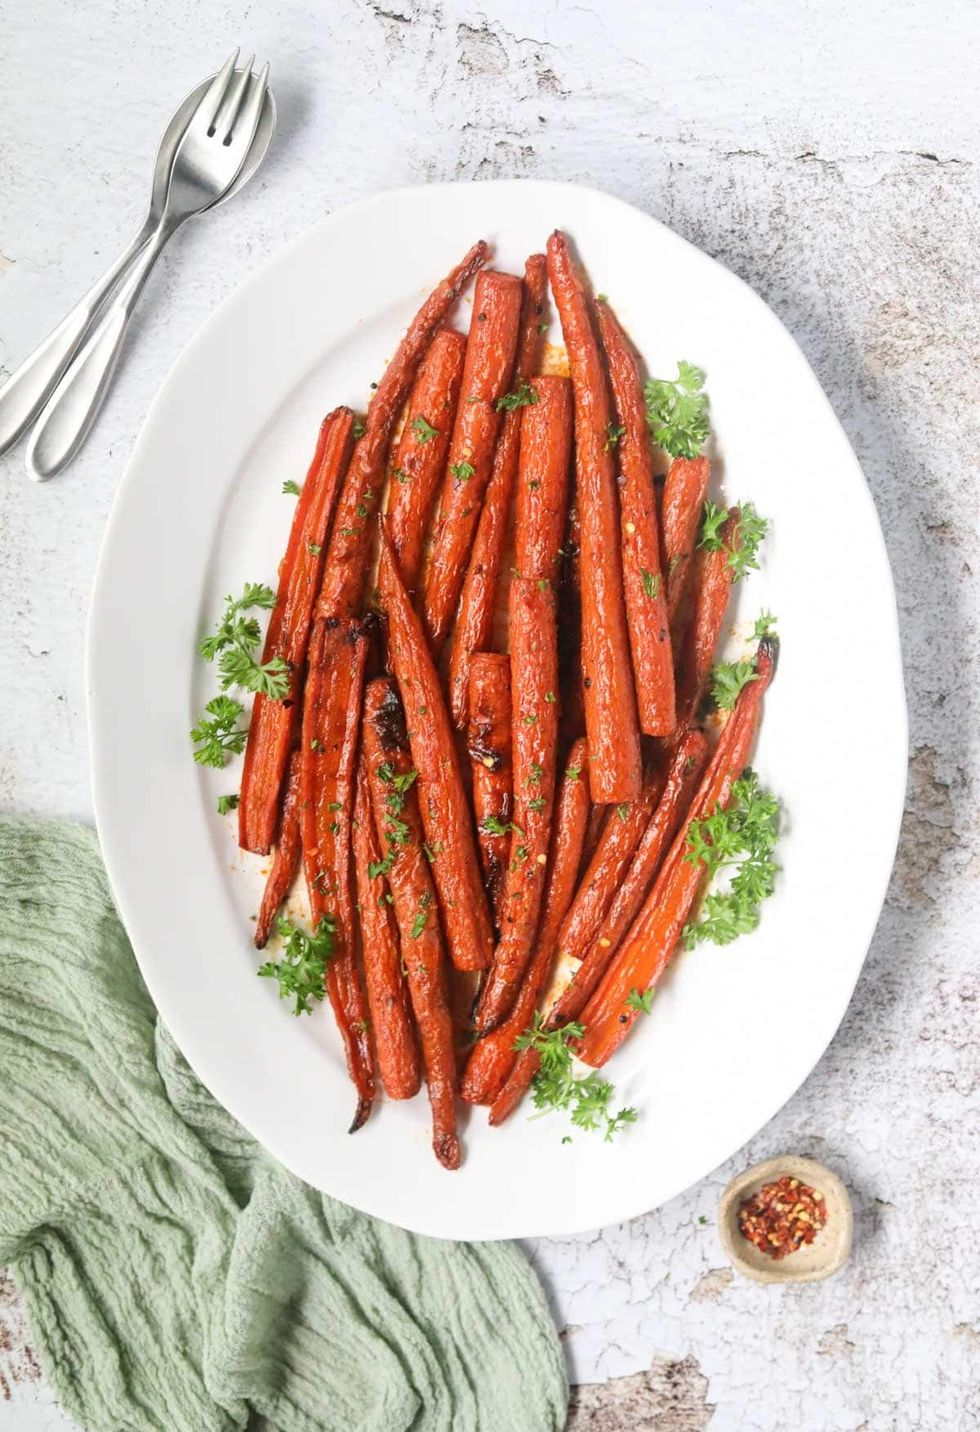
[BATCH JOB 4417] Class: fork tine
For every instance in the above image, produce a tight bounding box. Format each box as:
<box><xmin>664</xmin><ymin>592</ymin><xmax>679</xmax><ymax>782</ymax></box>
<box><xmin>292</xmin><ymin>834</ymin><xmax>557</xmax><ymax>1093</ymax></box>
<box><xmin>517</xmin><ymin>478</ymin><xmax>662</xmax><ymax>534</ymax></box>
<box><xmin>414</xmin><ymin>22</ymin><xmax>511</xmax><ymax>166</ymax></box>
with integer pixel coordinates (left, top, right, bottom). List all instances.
<box><xmin>195</xmin><ymin>49</ymin><xmax>240</xmax><ymax>132</ymax></box>
<box><xmin>228</xmin><ymin>63</ymin><xmax>269</xmax><ymax>152</ymax></box>
<box><xmin>211</xmin><ymin>54</ymin><xmax>254</xmax><ymax>142</ymax></box>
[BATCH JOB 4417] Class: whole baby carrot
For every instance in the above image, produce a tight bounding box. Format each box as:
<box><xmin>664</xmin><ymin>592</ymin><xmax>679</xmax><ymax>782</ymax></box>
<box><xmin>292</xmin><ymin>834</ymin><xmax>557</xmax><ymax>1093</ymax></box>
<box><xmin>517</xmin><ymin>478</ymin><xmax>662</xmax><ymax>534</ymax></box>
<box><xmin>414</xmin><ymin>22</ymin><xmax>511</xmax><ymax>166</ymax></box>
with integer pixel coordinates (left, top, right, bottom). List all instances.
<box><xmin>421</xmin><ymin>269</ymin><xmax>524</xmax><ymax>650</ymax></box>
<box><xmin>239</xmin><ymin>407</ymin><xmax>354</xmax><ymax>853</ymax></box>
<box><xmin>301</xmin><ymin>618</ymin><xmax>375</xmax><ymax>1130</ymax></box>
<box><xmin>385</xmin><ymin>327</ymin><xmax>466</xmax><ymax>590</ymax></box>
<box><xmin>547</xmin><ymin>230</ymin><xmax>641</xmax><ymax>803</ymax></box>
<box><xmin>474</xmin><ymin>376</ymin><xmax>573</xmax><ymax>1033</ymax></box>
<box><xmin>448</xmin><ymin>254</ymin><xmax>548</xmax><ymax>727</ymax></box>
<box><xmin>675</xmin><ymin>507</ymin><xmax>741</xmax><ymax>725</ymax></box>
<box><xmin>597</xmin><ymin>301</ymin><xmax>676</xmax><ymax>736</ymax></box>
<box><xmin>378</xmin><ymin>523</ymin><xmax>495</xmax><ymax>972</ymax></box>
<box><xmin>363</xmin><ymin>678</ymin><xmax>461</xmax><ymax>1169</ymax></box>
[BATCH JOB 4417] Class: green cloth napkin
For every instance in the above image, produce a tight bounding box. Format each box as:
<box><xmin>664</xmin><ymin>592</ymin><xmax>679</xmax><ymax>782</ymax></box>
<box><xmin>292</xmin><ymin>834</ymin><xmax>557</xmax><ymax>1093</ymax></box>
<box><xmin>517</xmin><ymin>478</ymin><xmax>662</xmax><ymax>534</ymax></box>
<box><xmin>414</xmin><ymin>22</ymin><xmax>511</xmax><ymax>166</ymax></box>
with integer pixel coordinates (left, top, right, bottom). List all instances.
<box><xmin>0</xmin><ymin>817</ymin><xmax>567</xmax><ymax>1432</ymax></box>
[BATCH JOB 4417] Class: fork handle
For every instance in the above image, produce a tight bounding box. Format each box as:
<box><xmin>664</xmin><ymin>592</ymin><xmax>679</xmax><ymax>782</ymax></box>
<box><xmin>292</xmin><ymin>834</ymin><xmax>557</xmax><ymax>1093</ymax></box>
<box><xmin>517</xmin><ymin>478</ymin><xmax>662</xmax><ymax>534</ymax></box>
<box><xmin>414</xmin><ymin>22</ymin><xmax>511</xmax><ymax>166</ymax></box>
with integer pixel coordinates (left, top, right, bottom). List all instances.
<box><xmin>26</xmin><ymin>221</ymin><xmax>176</xmax><ymax>482</ymax></box>
<box><xmin>0</xmin><ymin>218</ymin><xmax>155</xmax><ymax>457</ymax></box>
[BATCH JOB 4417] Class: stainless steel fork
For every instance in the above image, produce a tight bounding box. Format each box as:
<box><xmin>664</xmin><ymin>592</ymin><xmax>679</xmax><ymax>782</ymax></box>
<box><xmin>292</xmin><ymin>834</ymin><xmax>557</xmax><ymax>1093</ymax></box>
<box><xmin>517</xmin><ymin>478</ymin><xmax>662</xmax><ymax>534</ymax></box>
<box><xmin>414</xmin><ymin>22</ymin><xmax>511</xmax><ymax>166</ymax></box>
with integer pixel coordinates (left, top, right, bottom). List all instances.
<box><xmin>16</xmin><ymin>53</ymin><xmax>272</xmax><ymax>481</ymax></box>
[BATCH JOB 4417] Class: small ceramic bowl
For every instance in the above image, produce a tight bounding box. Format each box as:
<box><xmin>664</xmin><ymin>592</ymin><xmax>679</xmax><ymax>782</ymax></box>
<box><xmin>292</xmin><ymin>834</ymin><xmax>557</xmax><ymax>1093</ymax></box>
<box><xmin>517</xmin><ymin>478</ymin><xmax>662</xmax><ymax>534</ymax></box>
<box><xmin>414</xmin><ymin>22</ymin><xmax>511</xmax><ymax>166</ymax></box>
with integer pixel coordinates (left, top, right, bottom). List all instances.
<box><xmin>718</xmin><ymin>1155</ymin><xmax>853</xmax><ymax>1284</ymax></box>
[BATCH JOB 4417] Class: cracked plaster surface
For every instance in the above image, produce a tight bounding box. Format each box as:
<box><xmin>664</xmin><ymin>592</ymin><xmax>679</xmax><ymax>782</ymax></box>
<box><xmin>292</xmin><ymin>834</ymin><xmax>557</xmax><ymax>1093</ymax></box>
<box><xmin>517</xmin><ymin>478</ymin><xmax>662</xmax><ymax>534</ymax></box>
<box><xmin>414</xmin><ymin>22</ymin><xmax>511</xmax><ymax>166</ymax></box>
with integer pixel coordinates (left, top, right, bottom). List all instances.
<box><xmin>1</xmin><ymin>1</ymin><xmax>978</xmax><ymax>1428</ymax></box>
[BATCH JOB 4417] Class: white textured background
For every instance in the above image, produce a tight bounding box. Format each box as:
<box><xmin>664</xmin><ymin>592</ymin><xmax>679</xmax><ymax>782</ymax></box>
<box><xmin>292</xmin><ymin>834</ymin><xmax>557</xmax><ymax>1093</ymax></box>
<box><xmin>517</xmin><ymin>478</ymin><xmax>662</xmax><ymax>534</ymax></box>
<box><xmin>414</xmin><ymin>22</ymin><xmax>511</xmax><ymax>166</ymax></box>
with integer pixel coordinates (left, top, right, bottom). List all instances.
<box><xmin>1</xmin><ymin>1</ymin><xmax>978</xmax><ymax>1428</ymax></box>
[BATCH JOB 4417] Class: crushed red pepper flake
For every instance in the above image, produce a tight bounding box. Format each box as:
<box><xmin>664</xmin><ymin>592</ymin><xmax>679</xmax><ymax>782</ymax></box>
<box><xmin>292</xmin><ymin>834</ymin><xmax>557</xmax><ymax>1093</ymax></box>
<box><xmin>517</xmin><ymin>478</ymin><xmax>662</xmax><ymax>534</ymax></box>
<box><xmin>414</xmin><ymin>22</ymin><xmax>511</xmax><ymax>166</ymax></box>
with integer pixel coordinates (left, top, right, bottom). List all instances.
<box><xmin>737</xmin><ymin>1174</ymin><xmax>827</xmax><ymax>1259</ymax></box>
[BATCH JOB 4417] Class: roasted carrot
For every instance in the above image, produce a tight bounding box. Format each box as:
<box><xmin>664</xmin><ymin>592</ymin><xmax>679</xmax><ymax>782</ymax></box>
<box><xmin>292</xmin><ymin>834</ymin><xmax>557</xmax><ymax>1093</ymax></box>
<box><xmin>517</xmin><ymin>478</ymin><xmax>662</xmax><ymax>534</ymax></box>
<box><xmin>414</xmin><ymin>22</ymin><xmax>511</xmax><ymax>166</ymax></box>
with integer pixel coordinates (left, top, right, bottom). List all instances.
<box><xmin>597</xmin><ymin>302</ymin><xmax>676</xmax><ymax>736</ymax></box>
<box><xmin>317</xmin><ymin>240</ymin><xmax>488</xmax><ymax>622</ymax></box>
<box><xmin>546</xmin><ymin>230</ymin><xmax>641</xmax><ymax>803</ymax></box>
<box><xmin>490</xmin><ymin>734</ymin><xmax>707</xmax><ymax>1126</ymax></box>
<box><xmin>675</xmin><ymin>506</ymin><xmax>741</xmax><ymax>725</ymax></box>
<box><xmin>362</xmin><ymin>678</ymin><xmax>460</xmax><ymax>1169</ymax></box>
<box><xmin>239</xmin><ymin>407</ymin><xmax>355</xmax><ymax>853</ymax></box>
<box><xmin>466</xmin><ymin>652</ymin><xmax>513</xmax><ymax>926</ymax></box>
<box><xmin>421</xmin><ymin>269</ymin><xmax>524</xmax><ymax>650</ymax></box>
<box><xmin>575</xmin><ymin>639</ymin><xmax>777</xmax><ymax>1068</ymax></box>
<box><xmin>254</xmin><ymin>750</ymin><xmax>303</xmax><ymax>949</ymax></box>
<box><xmin>301</xmin><ymin>618</ymin><xmax>374</xmax><ymax>1129</ymax></box>
<box><xmin>546</xmin><ymin>731</ymin><xmax>707</xmax><ymax>1027</ymax></box>
<box><xmin>463</xmin><ymin>737</ymin><xmax>590</xmax><ymax>1106</ymax></box>
<box><xmin>352</xmin><ymin>755</ymin><xmax>421</xmax><ymax>1101</ymax></box>
<box><xmin>385</xmin><ymin>326</ymin><xmax>467</xmax><ymax>590</ymax></box>
<box><xmin>555</xmin><ymin>761</ymin><xmax>667</xmax><ymax>968</ymax></box>
<box><xmin>377</xmin><ymin>523</ymin><xmax>494</xmax><ymax>972</ymax></box>
<box><xmin>473</xmin><ymin>377</ymin><xmax>573</xmax><ymax>1032</ymax></box>
<box><xmin>662</xmin><ymin>456</ymin><xmax>710</xmax><ymax>623</ymax></box>
<box><xmin>448</xmin><ymin>254</ymin><xmax>548</xmax><ymax>727</ymax></box>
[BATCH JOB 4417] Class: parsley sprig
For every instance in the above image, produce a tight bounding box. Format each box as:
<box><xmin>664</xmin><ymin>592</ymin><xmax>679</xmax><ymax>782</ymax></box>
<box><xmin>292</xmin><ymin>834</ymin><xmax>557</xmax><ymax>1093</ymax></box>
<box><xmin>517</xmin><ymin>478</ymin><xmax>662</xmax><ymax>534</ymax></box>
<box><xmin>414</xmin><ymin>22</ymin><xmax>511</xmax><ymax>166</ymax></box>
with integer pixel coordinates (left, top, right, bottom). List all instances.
<box><xmin>191</xmin><ymin>696</ymin><xmax>247</xmax><ymax>768</ymax></box>
<box><xmin>644</xmin><ymin>361</ymin><xmax>709</xmax><ymax>459</ymax></box>
<box><xmin>699</xmin><ymin>501</ymin><xmax>769</xmax><ymax>582</ymax></box>
<box><xmin>710</xmin><ymin>660</ymin><xmax>759</xmax><ymax>712</ymax></box>
<box><xmin>258</xmin><ymin>914</ymin><xmax>336</xmax><ymax>1015</ymax></box>
<box><xmin>682</xmin><ymin>769</ymin><xmax>780</xmax><ymax>949</ymax></box>
<box><xmin>496</xmin><ymin>380</ymin><xmax>540</xmax><ymax>413</ymax></box>
<box><xmin>514</xmin><ymin>1016</ymin><xmax>638</xmax><ymax>1142</ymax></box>
<box><xmin>199</xmin><ymin>584</ymin><xmax>289</xmax><ymax>699</ymax></box>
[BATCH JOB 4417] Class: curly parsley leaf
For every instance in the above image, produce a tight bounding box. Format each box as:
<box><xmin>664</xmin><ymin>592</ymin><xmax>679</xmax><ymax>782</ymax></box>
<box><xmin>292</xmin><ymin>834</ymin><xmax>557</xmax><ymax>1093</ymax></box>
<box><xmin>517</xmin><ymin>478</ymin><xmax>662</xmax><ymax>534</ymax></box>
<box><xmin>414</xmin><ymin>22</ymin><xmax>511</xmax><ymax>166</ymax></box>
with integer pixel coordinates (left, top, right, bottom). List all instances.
<box><xmin>514</xmin><ymin>1016</ymin><xmax>637</xmax><ymax>1142</ymax></box>
<box><xmin>216</xmin><ymin>793</ymin><xmax>239</xmax><ymax>815</ymax></box>
<box><xmin>411</xmin><ymin>415</ymin><xmax>439</xmax><ymax>444</ymax></box>
<box><xmin>753</xmin><ymin>611</ymin><xmax>778</xmax><ymax>639</ymax></box>
<box><xmin>258</xmin><ymin>914</ymin><xmax>336</xmax><ymax>1015</ymax></box>
<box><xmin>644</xmin><ymin>361</ymin><xmax>709</xmax><ymax>459</ymax></box>
<box><xmin>496</xmin><ymin>380</ymin><xmax>540</xmax><ymax>413</ymax></box>
<box><xmin>191</xmin><ymin>696</ymin><xmax>247</xmax><ymax>768</ymax></box>
<box><xmin>450</xmin><ymin>461</ymin><xmax>475</xmax><ymax>482</ymax></box>
<box><xmin>710</xmin><ymin>660</ymin><xmax>760</xmax><ymax>712</ymax></box>
<box><xmin>699</xmin><ymin>499</ymin><xmax>729</xmax><ymax>551</ymax></box>
<box><xmin>728</xmin><ymin>503</ymin><xmax>769</xmax><ymax>582</ymax></box>
<box><xmin>199</xmin><ymin>584</ymin><xmax>288</xmax><ymax>700</ymax></box>
<box><xmin>282</xmin><ymin>479</ymin><xmax>301</xmax><ymax>496</ymax></box>
<box><xmin>682</xmin><ymin>769</ymin><xmax>780</xmax><ymax>949</ymax></box>
<box><xmin>626</xmin><ymin>987</ymin><xmax>654</xmax><ymax>1014</ymax></box>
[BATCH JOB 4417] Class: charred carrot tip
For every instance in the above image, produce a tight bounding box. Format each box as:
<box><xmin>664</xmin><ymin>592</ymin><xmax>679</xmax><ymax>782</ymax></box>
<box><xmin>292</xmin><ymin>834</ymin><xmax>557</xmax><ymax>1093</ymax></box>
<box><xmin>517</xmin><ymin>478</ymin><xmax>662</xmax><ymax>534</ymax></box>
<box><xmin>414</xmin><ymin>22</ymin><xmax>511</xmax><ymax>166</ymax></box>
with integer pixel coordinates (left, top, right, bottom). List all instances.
<box><xmin>349</xmin><ymin>1097</ymin><xmax>373</xmax><ymax>1134</ymax></box>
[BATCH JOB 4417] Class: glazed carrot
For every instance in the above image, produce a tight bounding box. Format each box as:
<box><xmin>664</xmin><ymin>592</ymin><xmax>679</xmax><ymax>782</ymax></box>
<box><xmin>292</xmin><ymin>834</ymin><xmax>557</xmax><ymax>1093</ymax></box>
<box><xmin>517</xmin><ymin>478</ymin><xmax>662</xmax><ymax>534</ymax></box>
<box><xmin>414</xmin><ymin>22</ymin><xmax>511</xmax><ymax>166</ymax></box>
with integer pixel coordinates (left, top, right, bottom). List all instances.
<box><xmin>318</xmin><ymin>240</ymin><xmax>488</xmax><ymax>621</ymax></box>
<box><xmin>555</xmin><ymin>761</ymin><xmax>667</xmax><ymax>969</ymax></box>
<box><xmin>385</xmin><ymin>326</ymin><xmax>466</xmax><ymax>589</ymax></box>
<box><xmin>546</xmin><ymin>230</ymin><xmax>641</xmax><ymax>803</ymax></box>
<box><xmin>473</xmin><ymin>377</ymin><xmax>573</xmax><ymax>1032</ymax></box>
<box><xmin>421</xmin><ymin>269</ymin><xmax>524</xmax><ymax>650</ymax></box>
<box><xmin>239</xmin><ymin>407</ymin><xmax>355</xmax><ymax>853</ymax></box>
<box><xmin>254</xmin><ymin>750</ymin><xmax>303</xmax><ymax>949</ymax></box>
<box><xmin>352</xmin><ymin>755</ymin><xmax>421</xmax><ymax>1101</ymax></box>
<box><xmin>675</xmin><ymin>507</ymin><xmax>741</xmax><ymax>725</ymax></box>
<box><xmin>377</xmin><ymin>523</ymin><xmax>494</xmax><ymax>972</ymax></box>
<box><xmin>463</xmin><ymin>737</ymin><xmax>590</xmax><ymax>1106</ymax></box>
<box><xmin>597</xmin><ymin>302</ymin><xmax>676</xmax><ymax>736</ymax></box>
<box><xmin>662</xmin><ymin>456</ymin><xmax>710</xmax><ymax>623</ymax></box>
<box><xmin>542</xmin><ymin>730</ymin><xmax>707</xmax><ymax>1033</ymax></box>
<box><xmin>448</xmin><ymin>254</ymin><xmax>548</xmax><ymax>727</ymax></box>
<box><xmin>466</xmin><ymin>653</ymin><xmax>513</xmax><ymax>926</ymax></box>
<box><xmin>301</xmin><ymin>618</ymin><xmax>374</xmax><ymax>1130</ymax></box>
<box><xmin>491</xmin><ymin>735</ymin><xmax>705</xmax><ymax>1123</ymax></box>
<box><xmin>575</xmin><ymin>639</ymin><xmax>777</xmax><ymax>1068</ymax></box>
<box><xmin>362</xmin><ymin>678</ymin><xmax>460</xmax><ymax>1169</ymax></box>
